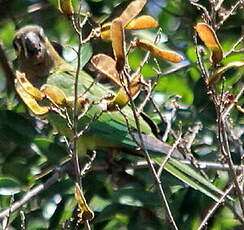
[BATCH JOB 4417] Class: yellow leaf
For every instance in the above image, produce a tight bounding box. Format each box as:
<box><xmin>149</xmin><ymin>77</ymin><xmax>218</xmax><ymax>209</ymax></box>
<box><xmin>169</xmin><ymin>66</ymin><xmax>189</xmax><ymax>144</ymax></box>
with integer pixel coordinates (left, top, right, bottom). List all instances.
<box><xmin>107</xmin><ymin>74</ymin><xmax>142</xmax><ymax>111</ymax></box>
<box><xmin>16</xmin><ymin>71</ymin><xmax>44</xmax><ymax>101</ymax></box>
<box><xmin>41</xmin><ymin>84</ymin><xmax>67</xmax><ymax>106</ymax></box>
<box><xmin>75</xmin><ymin>183</ymin><xmax>94</xmax><ymax>222</ymax></box>
<box><xmin>195</xmin><ymin>23</ymin><xmax>223</xmax><ymax>64</ymax></box>
<box><xmin>126</xmin><ymin>15</ymin><xmax>159</xmax><ymax>30</ymax></box>
<box><xmin>135</xmin><ymin>39</ymin><xmax>183</xmax><ymax>63</ymax></box>
<box><xmin>15</xmin><ymin>77</ymin><xmax>49</xmax><ymax>115</ymax></box>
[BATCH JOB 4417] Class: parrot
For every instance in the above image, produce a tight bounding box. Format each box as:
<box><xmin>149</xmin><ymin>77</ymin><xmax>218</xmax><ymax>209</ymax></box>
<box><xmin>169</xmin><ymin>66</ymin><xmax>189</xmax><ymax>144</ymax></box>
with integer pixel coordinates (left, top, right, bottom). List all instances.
<box><xmin>13</xmin><ymin>25</ymin><xmax>183</xmax><ymax>160</ymax></box>
<box><xmin>13</xmin><ymin>25</ymin><xmax>224</xmax><ymax>212</ymax></box>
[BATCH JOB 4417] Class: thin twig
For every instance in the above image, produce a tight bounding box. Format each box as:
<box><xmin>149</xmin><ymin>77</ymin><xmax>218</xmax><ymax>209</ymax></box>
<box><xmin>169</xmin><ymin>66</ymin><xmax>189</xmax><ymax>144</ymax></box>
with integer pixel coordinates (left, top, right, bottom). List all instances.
<box><xmin>157</xmin><ymin>134</ymin><xmax>182</xmax><ymax>177</ymax></box>
<box><xmin>216</xmin><ymin>0</ymin><xmax>243</xmax><ymax>30</ymax></box>
<box><xmin>0</xmin><ymin>163</ymin><xmax>68</xmax><ymax>220</ymax></box>
<box><xmin>184</xmin><ymin>122</ymin><xmax>203</xmax><ymax>151</ymax></box>
<box><xmin>125</xmin><ymin>160</ymin><xmax>244</xmax><ymax>173</ymax></box>
<box><xmin>190</xmin><ymin>1</ymin><xmax>211</xmax><ymax>24</ymax></box>
<box><xmin>224</xmin><ymin>35</ymin><xmax>244</xmax><ymax>58</ymax></box>
<box><xmin>84</xmin><ymin>220</ymin><xmax>91</xmax><ymax>230</ymax></box>
<box><xmin>70</xmin><ymin>12</ymin><xmax>89</xmax><ymax>186</ymax></box>
<box><xmin>122</xmin><ymin>66</ymin><xmax>179</xmax><ymax>230</ymax></box>
<box><xmin>197</xmin><ymin>175</ymin><xmax>243</xmax><ymax>230</ymax></box>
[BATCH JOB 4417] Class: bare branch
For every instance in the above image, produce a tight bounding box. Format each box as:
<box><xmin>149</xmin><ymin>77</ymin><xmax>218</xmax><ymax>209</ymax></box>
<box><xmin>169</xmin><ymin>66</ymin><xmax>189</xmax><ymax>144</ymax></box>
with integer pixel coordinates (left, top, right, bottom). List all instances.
<box><xmin>216</xmin><ymin>0</ymin><xmax>244</xmax><ymax>30</ymax></box>
<box><xmin>197</xmin><ymin>175</ymin><xmax>243</xmax><ymax>230</ymax></box>
<box><xmin>0</xmin><ymin>163</ymin><xmax>68</xmax><ymax>220</ymax></box>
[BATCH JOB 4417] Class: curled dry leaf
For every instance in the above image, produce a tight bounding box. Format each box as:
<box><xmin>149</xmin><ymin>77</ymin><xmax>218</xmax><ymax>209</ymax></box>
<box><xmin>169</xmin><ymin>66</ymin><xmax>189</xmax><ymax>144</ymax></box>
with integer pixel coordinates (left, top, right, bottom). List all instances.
<box><xmin>15</xmin><ymin>72</ymin><xmax>49</xmax><ymax>115</ymax></box>
<box><xmin>75</xmin><ymin>183</ymin><xmax>94</xmax><ymax>222</ymax></box>
<box><xmin>91</xmin><ymin>54</ymin><xmax>121</xmax><ymax>86</ymax></box>
<box><xmin>111</xmin><ymin>18</ymin><xmax>126</xmax><ymax>72</ymax></box>
<box><xmin>195</xmin><ymin>23</ymin><xmax>223</xmax><ymax>64</ymax></box>
<box><xmin>100</xmin><ymin>0</ymin><xmax>151</xmax><ymax>41</ymax></box>
<box><xmin>16</xmin><ymin>71</ymin><xmax>44</xmax><ymax>100</ymax></box>
<box><xmin>119</xmin><ymin>0</ymin><xmax>147</xmax><ymax>27</ymax></box>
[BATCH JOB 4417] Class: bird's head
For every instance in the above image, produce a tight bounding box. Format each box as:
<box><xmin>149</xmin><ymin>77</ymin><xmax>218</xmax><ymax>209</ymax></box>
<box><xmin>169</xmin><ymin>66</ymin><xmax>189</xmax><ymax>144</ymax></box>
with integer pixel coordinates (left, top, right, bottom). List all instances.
<box><xmin>13</xmin><ymin>25</ymin><xmax>47</xmax><ymax>65</ymax></box>
<box><xmin>13</xmin><ymin>25</ymin><xmax>66</xmax><ymax>86</ymax></box>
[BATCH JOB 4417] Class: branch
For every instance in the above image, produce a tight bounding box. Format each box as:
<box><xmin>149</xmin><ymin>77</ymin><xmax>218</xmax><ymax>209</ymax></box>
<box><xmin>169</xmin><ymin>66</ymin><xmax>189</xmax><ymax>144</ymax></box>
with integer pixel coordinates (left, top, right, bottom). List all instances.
<box><xmin>197</xmin><ymin>176</ymin><xmax>241</xmax><ymax>230</ymax></box>
<box><xmin>125</xmin><ymin>160</ymin><xmax>244</xmax><ymax>173</ymax></box>
<box><xmin>0</xmin><ymin>162</ymin><xmax>69</xmax><ymax>220</ymax></box>
<box><xmin>216</xmin><ymin>0</ymin><xmax>243</xmax><ymax>30</ymax></box>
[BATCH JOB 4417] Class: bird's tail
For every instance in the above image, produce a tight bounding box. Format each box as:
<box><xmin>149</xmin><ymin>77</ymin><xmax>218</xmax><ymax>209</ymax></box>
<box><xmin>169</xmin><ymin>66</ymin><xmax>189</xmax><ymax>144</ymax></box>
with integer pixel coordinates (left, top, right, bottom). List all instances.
<box><xmin>138</xmin><ymin>134</ymin><xmax>184</xmax><ymax>160</ymax></box>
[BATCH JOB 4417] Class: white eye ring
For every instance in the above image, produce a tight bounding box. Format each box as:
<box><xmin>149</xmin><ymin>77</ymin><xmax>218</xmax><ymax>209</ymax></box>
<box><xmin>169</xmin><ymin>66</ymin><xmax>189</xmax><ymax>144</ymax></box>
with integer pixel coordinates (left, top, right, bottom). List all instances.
<box><xmin>39</xmin><ymin>28</ymin><xmax>45</xmax><ymax>39</ymax></box>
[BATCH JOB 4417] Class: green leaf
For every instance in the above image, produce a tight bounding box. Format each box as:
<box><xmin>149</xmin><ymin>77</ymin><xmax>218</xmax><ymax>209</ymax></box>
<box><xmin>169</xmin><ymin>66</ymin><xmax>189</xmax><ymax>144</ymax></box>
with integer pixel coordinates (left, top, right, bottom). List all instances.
<box><xmin>0</xmin><ymin>177</ymin><xmax>21</xmax><ymax>195</ymax></box>
<box><xmin>113</xmin><ymin>188</ymin><xmax>158</xmax><ymax>207</ymax></box>
<box><xmin>153</xmin><ymin>157</ymin><xmax>225</xmax><ymax>201</ymax></box>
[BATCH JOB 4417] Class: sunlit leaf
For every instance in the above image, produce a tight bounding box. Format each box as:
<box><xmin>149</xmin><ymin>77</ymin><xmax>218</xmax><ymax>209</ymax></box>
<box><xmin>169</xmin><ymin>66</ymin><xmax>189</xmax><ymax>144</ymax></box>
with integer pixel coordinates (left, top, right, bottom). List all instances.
<box><xmin>195</xmin><ymin>23</ymin><xmax>223</xmax><ymax>64</ymax></box>
<box><xmin>15</xmin><ymin>77</ymin><xmax>49</xmax><ymax>115</ymax></box>
<box><xmin>126</xmin><ymin>15</ymin><xmax>159</xmax><ymax>30</ymax></box>
<box><xmin>41</xmin><ymin>84</ymin><xmax>66</xmax><ymax>105</ymax></box>
<box><xmin>75</xmin><ymin>183</ymin><xmax>94</xmax><ymax>221</ymax></box>
<box><xmin>16</xmin><ymin>71</ymin><xmax>44</xmax><ymax>101</ymax></box>
<box><xmin>134</xmin><ymin>39</ymin><xmax>183</xmax><ymax>63</ymax></box>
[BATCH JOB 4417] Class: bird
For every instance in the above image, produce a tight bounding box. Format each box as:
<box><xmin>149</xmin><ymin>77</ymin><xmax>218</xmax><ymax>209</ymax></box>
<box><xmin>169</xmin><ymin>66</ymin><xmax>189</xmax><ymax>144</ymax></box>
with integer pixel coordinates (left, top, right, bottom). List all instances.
<box><xmin>13</xmin><ymin>25</ymin><xmax>223</xmax><ymax>214</ymax></box>
<box><xmin>13</xmin><ymin>25</ymin><xmax>223</xmax><ymax>221</ymax></box>
<box><xmin>13</xmin><ymin>24</ymin><xmax>183</xmax><ymax>161</ymax></box>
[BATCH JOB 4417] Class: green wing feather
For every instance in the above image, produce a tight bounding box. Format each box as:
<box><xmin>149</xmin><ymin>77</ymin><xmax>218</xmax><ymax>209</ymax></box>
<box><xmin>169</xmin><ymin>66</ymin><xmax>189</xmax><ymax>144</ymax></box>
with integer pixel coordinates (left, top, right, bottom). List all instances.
<box><xmin>47</xmin><ymin>67</ymin><xmax>152</xmax><ymax>152</ymax></box>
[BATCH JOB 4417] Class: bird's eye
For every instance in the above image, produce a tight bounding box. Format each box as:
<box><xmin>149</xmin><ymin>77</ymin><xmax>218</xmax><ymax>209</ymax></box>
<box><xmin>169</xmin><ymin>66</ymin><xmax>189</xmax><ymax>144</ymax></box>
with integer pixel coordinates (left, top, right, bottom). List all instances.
<box><xmin>38</xmin><ymin>28</ymin><xmax>45</xmax><ymax>41</ymax></box>
<box><xmin>13</xmin><ymin>38</ymin><xmax>21</xmax><ymax>51</ymax></box>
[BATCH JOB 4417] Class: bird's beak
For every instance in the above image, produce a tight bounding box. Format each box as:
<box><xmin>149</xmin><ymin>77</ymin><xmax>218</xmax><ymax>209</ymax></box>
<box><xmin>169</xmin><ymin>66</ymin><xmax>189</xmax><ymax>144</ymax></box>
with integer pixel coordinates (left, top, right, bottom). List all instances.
<box><xmin>21</xmin><ymin>31</ymin><xmax>44</xmax><ymax>60</ymax></box>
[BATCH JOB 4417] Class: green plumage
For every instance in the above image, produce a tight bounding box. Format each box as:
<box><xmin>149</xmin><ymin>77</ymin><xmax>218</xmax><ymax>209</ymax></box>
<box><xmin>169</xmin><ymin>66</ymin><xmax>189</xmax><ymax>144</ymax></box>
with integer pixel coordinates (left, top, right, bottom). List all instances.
<box><xmin>46</xmin><ymin>67</ymin><xmax>153</xmax><ymax>155</ymax></box>
<box><xmin>13</xmin><ymin>25</ymin><xmax>224</xmax><ymax>201</ymax></box>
